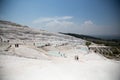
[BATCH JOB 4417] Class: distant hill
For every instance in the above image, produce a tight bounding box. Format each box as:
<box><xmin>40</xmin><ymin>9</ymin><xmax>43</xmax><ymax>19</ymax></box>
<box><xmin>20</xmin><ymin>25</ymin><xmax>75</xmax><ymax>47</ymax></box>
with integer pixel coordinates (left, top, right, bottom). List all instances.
<box><xmin>60</xmin><ymin>32</ymin><xmax>120</xmax><ymax>46</ymax></box>
<box><xmin>60</xmin><ymin>32</ymin><xmax>102</xmax><ymax>40</ymax></box>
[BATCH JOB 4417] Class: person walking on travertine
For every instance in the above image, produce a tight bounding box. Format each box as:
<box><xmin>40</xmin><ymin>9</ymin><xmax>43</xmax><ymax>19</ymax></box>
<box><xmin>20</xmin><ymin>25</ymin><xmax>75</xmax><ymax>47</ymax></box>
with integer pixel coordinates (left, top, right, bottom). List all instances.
<box><xmin>75</xmin><ymin>55</ymin><xmax>79</xmax><ymax>60</ymax></box>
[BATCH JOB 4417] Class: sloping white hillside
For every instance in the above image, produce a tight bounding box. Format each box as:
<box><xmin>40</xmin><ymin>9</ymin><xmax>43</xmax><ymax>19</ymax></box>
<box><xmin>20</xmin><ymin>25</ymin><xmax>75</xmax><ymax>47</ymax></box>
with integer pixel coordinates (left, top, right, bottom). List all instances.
<box><xmin>0</xmin><ymin>20</ymin><xmax>86</xmax><ymax>47</ymax></box>
<box><xmin>0</xmin><ymin>53</ymin><xmax>120</xmax><ymax>80</ymax></box>
<box><xmin>0</xmin><ymin>20</ymin><xmax>120</xmax><ymax>80</ymax></box>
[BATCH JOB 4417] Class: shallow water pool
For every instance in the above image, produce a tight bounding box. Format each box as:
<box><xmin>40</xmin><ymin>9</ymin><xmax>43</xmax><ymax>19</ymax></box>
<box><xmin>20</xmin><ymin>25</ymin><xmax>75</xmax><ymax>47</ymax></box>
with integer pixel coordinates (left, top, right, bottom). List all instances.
<box><xmin>80</xmin><ymin>47</ymin><xmax>88</xmax><ymax>51</ymax></box>
<box><xmin>48</xmin><ymin>51</ymin><xmax>62</xmax><ymax>57</ymax></box>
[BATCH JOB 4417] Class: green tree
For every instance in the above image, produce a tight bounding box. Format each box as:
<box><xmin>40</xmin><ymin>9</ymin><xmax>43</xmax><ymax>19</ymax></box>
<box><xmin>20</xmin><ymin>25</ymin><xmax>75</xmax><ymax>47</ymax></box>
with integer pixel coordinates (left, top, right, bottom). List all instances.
<box><xmin>85</xmin><ymin>41</ymin><xmax>91</xmax><ymax>49</ymax></box>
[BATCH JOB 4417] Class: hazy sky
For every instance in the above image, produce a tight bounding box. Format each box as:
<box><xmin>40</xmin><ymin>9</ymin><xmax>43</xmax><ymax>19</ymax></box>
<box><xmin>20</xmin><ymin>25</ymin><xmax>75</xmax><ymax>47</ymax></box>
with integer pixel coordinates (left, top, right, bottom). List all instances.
<box><xmin>0</xmin><ymin>0</ymin><xmax>120</xmax><ymax>36</ymax></box>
